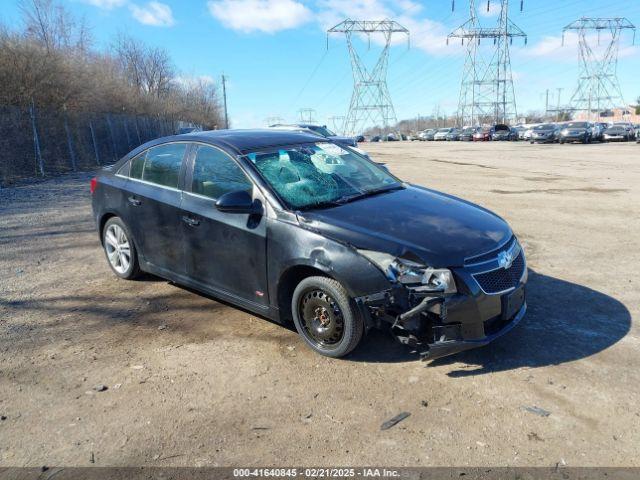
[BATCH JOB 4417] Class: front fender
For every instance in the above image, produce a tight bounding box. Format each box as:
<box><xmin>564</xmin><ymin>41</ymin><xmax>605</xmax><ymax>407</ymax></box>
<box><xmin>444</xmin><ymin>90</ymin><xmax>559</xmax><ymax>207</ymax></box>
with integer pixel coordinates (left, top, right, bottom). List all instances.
<box><xmin>267</xmin><ymin>217</ymin><xmax>391</xmax><ymax>302</ymax></box>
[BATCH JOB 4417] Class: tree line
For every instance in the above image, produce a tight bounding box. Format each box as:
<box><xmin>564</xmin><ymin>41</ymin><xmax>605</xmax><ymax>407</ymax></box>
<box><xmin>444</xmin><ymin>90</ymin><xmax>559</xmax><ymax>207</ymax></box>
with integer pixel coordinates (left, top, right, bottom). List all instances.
<box><xmin>0</xmin><ymin>0</ymin><xmax>224</xmax><ymax>129</ymax></box>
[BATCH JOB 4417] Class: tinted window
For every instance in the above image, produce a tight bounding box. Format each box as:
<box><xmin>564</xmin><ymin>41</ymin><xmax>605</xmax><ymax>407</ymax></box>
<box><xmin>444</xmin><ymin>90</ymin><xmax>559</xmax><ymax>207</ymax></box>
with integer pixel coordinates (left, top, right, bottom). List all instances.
<box><xmin>191</xmin><ymin>145</ymin><xmax>252</xmax><ymax>199</ymax></box>
<box><xmin>140</xmin><ymin>143</ymin><xmax>186</xmax><ymax>188</ymax></box>
<box><xmin>129</xmin><ymin>151</ymin><xmax>146</xmax><ymax>179</ymax></box>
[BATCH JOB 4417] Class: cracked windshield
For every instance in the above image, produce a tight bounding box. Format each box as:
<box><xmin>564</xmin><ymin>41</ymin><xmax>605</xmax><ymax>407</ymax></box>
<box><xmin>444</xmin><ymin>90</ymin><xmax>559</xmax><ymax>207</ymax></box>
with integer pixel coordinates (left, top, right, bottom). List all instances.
<box><xmin>247</xmin><ymin>142</ymin><xmax>401</xmax><ymax>210</ymax></box>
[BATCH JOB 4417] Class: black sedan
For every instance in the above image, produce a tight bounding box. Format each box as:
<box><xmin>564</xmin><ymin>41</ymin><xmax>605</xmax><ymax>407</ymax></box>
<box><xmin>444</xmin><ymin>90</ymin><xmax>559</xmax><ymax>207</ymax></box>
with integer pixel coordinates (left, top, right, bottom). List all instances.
<box><xmin>529</xmin><ymin>124</ymin><xmax>560</xmax><ymax>144</ymax></box>
<box><xmin>492</xmin><ymin>124</ymin><xmax>517</xmax><ymax>141</ymax></box>
<box><xmin>559</xmin><ymin>122</ymin><xmax>592</xmax><ymax>144</ymax></box>
<box><xmin>603</xmin><ymin>125</ymin><xmax>632</xmax><ymax>142</ymax></box>
<box><xmin>91</xmin><ymin>130</ymin><xmax>527</xmax><ymax>360</ymax></box>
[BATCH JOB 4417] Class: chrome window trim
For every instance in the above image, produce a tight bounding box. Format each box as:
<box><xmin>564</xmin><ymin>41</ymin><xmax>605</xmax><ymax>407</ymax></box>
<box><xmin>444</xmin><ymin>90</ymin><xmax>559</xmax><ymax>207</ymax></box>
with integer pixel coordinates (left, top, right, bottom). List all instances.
<box><xmin>114</xmin><ymin>174</ymin><xmax>182</xmax><ymax>193</ymax></box>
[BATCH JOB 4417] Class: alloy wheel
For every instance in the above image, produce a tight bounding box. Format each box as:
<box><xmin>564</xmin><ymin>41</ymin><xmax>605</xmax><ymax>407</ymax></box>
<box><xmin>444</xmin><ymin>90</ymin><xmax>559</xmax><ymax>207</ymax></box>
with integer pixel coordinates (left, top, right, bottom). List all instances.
<box><xmin>104</xmin><ymin>224</ymin><xmax>131</xmax><ymax>274</ymax></box>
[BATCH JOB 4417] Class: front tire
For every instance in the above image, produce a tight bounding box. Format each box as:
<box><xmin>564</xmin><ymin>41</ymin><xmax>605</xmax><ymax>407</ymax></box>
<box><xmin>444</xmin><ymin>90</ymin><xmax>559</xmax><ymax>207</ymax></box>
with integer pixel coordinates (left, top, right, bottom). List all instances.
<box><xmin>102</xmin><ymin>217</ymin><xmax>141</xmax><ymax>280</ymax></box>
<box><xmin>291</xmin><ymin>276</ymin><xmax>364</xmax><ymax>358</ymax></box>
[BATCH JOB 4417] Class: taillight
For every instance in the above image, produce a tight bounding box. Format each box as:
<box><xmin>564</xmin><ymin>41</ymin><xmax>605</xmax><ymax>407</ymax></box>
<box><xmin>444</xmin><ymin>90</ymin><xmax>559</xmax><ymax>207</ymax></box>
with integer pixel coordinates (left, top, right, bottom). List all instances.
<box><xmin>90</xmin><ymin>177</ymin><xmax>98</xmax><ymax>194</ymax></box>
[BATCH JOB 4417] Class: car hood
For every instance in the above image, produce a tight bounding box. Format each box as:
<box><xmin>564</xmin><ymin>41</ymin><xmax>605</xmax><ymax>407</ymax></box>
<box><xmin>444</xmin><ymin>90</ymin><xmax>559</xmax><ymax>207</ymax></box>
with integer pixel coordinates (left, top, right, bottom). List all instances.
<box><xmin>297</xmin><ymin>185</ymin><xmax>512</xmax><ymax>268</ymax></box>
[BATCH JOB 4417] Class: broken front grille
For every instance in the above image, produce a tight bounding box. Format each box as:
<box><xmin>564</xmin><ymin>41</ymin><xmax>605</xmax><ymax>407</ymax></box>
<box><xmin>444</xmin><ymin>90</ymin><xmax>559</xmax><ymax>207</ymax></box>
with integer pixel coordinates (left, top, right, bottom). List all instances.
<box><xmin>472</xmin><ymin>251</ymin><xmax>525</xmax><ymax>294</ymax></box>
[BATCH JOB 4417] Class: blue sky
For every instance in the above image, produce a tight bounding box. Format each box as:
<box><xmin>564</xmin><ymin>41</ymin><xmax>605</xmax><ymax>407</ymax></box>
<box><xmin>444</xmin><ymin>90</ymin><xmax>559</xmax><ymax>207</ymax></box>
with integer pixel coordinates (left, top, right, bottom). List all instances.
<box><xmin>2</xmin><ymin>0</ymin><xmax>639</xmax><ymax>128</ymax></box>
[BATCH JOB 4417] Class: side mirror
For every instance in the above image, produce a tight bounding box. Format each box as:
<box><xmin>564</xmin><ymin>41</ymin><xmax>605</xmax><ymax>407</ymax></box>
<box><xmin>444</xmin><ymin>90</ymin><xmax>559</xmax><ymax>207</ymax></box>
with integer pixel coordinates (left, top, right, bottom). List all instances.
<box><xmin>215</xmin><ymin>190</ymin><xmax>261</xmax><ymax>215</ymax></box>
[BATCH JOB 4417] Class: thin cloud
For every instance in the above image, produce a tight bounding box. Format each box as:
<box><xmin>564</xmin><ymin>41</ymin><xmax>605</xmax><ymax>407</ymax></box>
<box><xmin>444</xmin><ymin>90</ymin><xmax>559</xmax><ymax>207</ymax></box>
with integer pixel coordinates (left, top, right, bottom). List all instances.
<box><xmin>129</xmin><ymin>1</ymin><xmax>175</xmax><ymax>27</ymax></box>
<box><xmin>81</xmin><ymin>0</ymin><xmax>127</xmax><ymax>8</ymax></box>
<box><xmin>207</xmin><ymin>0</ymin><xmax>312</xmax><ymax>34</ymax></box>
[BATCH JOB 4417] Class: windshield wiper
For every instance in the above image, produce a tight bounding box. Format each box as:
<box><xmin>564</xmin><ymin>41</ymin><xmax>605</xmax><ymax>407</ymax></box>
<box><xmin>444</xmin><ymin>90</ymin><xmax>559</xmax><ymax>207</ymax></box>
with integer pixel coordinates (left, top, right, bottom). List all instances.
<box><xmin>298</xmin><ymin>184</ymin><xmax>403</xmax><ymax>211</ymax></box>
<box><xmin>298</xmin><ymin>199</ymin><xmax>346</xmax><ymax>211</ymax></box>
<box><xmin>335</xmin><ymin>183</ymin><xmax>404</xmax><ymax>205</ymax></box>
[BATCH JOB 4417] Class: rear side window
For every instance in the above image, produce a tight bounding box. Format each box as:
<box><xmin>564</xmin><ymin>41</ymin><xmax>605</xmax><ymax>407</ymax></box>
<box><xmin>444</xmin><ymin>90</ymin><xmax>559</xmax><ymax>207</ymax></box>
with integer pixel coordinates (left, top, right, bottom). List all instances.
<box><xmin>132</xmin><ymin>143</ymin><xmax>187</xmax><ymax>188</ymax></box>
<box><xmin>191</xmin><ymin>145</ymin><xmax>253</xmax><ymax>199</ymax></box>
<box><xmin>129</xmin><ymin>152</ymin><xmax>146</xmax><ymax>179</ymax></box>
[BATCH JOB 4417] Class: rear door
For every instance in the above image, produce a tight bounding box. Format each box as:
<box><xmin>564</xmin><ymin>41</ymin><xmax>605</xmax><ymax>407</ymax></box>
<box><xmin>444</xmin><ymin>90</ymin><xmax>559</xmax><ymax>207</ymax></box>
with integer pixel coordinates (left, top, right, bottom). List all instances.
<box><xmin>180</xmin><ymin>143</ymin><xmax>269</xmax><ymax>305</ymax></box>
<box><xmin>126</xmin><ymin>142</ymin><xmax>188</xmax><ymax>276</ymax></box>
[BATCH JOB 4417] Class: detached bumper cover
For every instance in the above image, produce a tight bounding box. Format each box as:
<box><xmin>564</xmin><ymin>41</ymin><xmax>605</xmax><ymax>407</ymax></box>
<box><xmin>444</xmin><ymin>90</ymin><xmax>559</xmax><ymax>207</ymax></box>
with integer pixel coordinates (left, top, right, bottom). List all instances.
<box><xmin>422</xmin><ymin>301</ymin><xmax>526</xmax><ymax>360</ymax></box>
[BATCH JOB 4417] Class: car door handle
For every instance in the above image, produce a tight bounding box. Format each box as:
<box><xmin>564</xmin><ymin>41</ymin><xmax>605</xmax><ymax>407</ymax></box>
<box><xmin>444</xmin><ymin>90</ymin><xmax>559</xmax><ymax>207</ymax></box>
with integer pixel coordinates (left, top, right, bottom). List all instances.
<box><xmin>127</xmin><ymin>196</ymin><xmax>141</xmax><ymax>206</ymax></box>
<box><xmin>182</xmin><ymin>215</ymin><xmax>200</xmax><ymax>227</ymax></box>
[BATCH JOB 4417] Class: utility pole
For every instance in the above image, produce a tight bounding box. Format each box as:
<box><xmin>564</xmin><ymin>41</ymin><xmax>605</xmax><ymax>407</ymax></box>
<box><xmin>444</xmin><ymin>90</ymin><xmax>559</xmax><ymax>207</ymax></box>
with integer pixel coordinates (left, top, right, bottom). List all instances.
<box><xmin>298</xmin><ymin>108</ymin><xmax>317</xmax><ymax>123</ymax></box>
<box><xmin>328</xmin><ymin>20</ymin><xmax>409</xmax><ymax>136</ymax></box>
<box><xmin>448</xmin><ymin>0</ymin><xmax>527</xmax><ymax>126</ymax></box>
<box><xmin>563</xmin><ymin>18</ymin><xmax>636</xmax><ymax>121</ymax></box>
<box><xmin>221</xmin><ymin>74</ymin><xmax>229</xmax><ymax>129</ymax></box>
<box><xmin>545</xmin><ymin>89</ymin><xmax>550</xmax><ymax>119</ymax></box>
<box><xmin>556</xmin><ymin>87</ymin><xmax>563</xmax><ymax>122</ymax></box>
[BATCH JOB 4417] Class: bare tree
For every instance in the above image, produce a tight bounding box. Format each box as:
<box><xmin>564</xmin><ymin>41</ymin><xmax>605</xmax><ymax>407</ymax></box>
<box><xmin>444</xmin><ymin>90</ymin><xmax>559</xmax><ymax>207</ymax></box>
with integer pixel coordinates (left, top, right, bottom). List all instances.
<box><xmin>1</xmin><ymin>0</ymin><xmax>221</xmax><ymax>127</ymax></box>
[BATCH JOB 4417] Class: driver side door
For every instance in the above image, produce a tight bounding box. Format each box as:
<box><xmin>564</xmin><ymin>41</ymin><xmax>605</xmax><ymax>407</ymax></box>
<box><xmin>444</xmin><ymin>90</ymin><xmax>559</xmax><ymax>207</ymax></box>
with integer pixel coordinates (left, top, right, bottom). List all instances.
<box><xmin>180</xmin><ymin>143</ymin><xmax>269</xmax><ymax>307</ymax></box>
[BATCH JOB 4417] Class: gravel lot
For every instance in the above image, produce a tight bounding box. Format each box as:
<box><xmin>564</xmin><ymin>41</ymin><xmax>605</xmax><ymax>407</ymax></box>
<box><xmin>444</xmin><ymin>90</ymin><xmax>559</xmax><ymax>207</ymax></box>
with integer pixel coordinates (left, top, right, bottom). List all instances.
<box><xmin>1</xmin><ymin>141</ymin><xmax>639</xmax><ymax>467</ymax></box>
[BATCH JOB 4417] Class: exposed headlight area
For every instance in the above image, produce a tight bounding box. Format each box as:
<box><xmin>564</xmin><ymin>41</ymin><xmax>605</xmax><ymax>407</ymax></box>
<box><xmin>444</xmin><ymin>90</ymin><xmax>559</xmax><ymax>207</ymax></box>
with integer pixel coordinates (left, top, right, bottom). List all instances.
<box><xmin>357</xmin><ymin>250</ymin><xmax>457</xmax><ymax>294</ymax></box>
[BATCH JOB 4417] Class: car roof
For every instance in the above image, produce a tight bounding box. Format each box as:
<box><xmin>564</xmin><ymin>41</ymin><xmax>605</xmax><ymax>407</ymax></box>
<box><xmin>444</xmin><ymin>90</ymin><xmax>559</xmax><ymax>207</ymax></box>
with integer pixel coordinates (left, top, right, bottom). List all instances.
<box><xmin>272</xmin><ymin>123</ymin><xmax>323</xmax><ymax>129</ymax></box>
<box><xmin>170</xmin><ymin>129</ymin><xmax>325</xmax><ymax>154</ymax></box>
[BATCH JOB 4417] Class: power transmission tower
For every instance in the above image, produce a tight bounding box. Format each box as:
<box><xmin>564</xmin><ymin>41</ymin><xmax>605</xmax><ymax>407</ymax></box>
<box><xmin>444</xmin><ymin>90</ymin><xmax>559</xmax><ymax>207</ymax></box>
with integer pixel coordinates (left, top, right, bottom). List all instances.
<box><xmin>448</xmin><ymin>0</ymin><xmax>526</xmax><ymax>126</ymax></box>
<box><xmin>563</xmin><ymin>17</ymin><xmax>636</xmax><ymax>120</ymax></box>
<box><xmin>298</xmin><ymin>108</ymin><xmax>317</xmax><ymax>123</ymax></box>
<box><xmin>328</xmin><ymin>115</ymin><xmax>345</xmax><ymax>134</ymax></box>
<box><xmin>265</xmin><ymin>116</ymin><xmax>284</xmax><ymax>126</ymax></box>
<box><xmin>328</xmin><ymin>20</ymin><xmax>409</xmax><ymax>136</ymax></box>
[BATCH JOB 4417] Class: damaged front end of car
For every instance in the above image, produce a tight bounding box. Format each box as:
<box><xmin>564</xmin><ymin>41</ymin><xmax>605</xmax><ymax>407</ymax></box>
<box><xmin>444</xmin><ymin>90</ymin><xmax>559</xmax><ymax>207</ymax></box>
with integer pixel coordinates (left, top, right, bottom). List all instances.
<box><xmin>354</xmin><ymin>239</ymin><xmax>527</xmax><ymax>361</ymax></box>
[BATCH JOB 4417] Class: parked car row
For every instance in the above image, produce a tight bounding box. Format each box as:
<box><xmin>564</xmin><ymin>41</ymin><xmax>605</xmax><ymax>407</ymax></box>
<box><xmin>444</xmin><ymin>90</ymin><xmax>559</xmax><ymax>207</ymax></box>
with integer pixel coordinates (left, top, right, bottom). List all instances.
<box><xmin>409</xmin><ymin>121</ymin><xmax>639</xmax><ymax>144</ymax></box>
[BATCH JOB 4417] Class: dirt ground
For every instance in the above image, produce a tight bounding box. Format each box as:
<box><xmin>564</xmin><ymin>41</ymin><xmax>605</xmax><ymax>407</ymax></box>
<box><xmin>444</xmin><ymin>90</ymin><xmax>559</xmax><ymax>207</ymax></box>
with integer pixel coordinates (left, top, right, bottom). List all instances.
<box><xmin>1</xmin><ymin>140</ymin><xmax>639</xmax><ymax>467</ymax></box>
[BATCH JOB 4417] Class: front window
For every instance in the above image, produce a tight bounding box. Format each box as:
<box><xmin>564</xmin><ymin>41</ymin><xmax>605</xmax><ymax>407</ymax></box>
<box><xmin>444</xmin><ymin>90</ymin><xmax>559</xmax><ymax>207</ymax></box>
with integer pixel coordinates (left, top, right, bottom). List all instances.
<box><xmin>246</xmin><ymin>142</ymin><xmax>400</xmax><ymax>210</ymax></box>
<box><xmin>191</xmin><ymin>145</ymin><xmax>253</xmax><ymax>199</ymax></box>
<box><xmin>534</xmin><ymin>124</ymin><xmax>555</xmax><ymax>131</ymax></box>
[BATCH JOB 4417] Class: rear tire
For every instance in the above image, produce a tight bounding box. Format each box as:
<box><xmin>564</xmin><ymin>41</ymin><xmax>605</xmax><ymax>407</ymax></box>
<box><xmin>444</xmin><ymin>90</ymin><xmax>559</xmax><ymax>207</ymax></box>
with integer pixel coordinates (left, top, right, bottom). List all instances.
<box><xmin>102</xmin><ymin>217</ymin><xmax>141</xmax><ymax>280</ymax></box>
<box><xmin>291</xmin><ymin>276</ymin><xmax>364</xmax><ymax>358</ymax></box>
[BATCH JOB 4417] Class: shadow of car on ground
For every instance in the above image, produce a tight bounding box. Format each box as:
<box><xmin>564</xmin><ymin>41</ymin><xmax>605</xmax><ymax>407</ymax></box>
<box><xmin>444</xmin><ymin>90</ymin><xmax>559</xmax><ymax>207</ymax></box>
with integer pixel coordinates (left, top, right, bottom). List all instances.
<box><xmin>348</xmin><ymin>269</ymin><xmax>631</xmax><ymax>371</ymax></box>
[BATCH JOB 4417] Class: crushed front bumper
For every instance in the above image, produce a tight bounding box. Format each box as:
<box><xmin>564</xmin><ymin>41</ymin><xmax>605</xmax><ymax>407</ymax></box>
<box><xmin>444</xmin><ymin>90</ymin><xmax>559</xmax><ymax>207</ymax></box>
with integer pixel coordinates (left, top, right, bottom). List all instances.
<box><xmin>355</xmin><ymin>265</ymin><xmax>527</xmax><ymax>361</ymax></box>
<box><xmin>421</xmin><ymin>302</ymin><xmax>526</xmax><ymax>360</ymax></box>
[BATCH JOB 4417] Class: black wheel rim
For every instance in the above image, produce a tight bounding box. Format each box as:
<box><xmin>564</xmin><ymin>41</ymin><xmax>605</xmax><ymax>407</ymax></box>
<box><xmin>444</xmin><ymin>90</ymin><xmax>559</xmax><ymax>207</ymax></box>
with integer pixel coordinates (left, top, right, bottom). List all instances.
<box><xmin>298</xmin><ymin>289</ymin><xmax>345</xmax><ymax>349</ymax></box>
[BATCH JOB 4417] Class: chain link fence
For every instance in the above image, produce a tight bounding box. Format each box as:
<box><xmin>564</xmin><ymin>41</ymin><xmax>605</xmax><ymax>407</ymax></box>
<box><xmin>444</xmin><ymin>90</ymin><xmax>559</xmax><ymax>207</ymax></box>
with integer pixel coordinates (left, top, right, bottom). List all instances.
<box><xmin>0</xmin><ymin>105</ymin><xmax>188</xmax><ymax>186</ymax></box>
